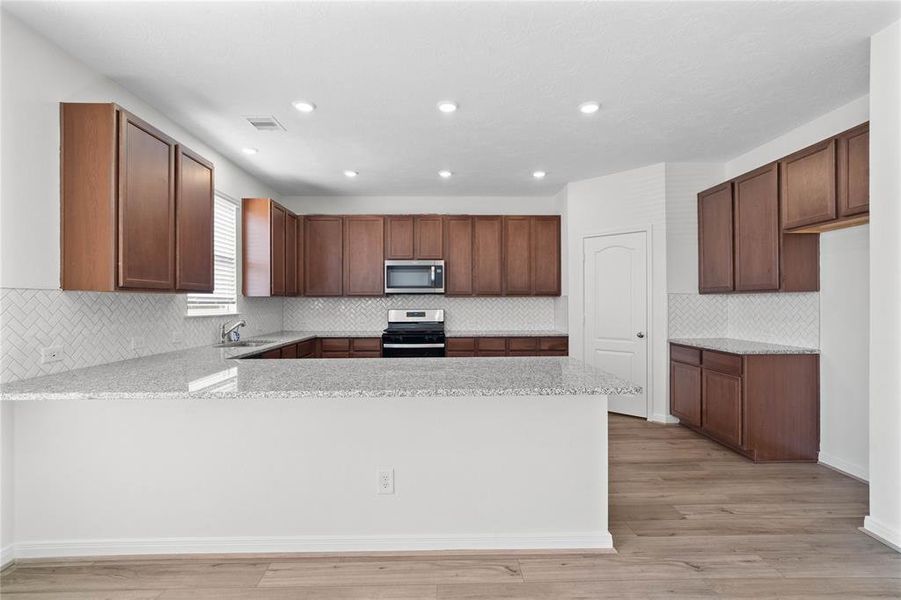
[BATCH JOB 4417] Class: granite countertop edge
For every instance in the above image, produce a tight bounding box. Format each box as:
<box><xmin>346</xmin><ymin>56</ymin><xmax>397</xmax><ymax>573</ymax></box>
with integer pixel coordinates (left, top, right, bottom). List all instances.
<box><xmin>668</xmin><ymin>337</ymin><xmax>820</xmax><ymax>355</ymax></box>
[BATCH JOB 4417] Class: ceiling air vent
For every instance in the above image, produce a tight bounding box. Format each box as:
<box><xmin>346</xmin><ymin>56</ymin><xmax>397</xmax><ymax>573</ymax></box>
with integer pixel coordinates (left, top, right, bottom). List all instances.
<box><xmin>245</xmin><ymin>116</ymin><xmax>286</xmax><ymax>132</ymax></box>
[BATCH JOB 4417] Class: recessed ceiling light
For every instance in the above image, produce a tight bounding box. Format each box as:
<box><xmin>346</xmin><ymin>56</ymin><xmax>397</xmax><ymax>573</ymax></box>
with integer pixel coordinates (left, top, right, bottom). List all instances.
<box><xmin>437</xmin><ymin>101</ymin><xmax>458</xmax><ymax>113</ymax></box>
<box><xmin>579</xmin><ymin>101</ymin><xmax>601</xmax><ymax>114</ymax></box>
<box><xmin>438</xmin><ymin>170</ymin><xmax>453</xmax><ymax>179</ymax></box>
<box><xmin>292</xmin><ymin>100</ymin><xmax>316</xmax><ymax>113</ymax></box>
<box><xmin>343</xmin><ymin>170</ymin><xmax>359</xmax><ymax>178</ymax></box>
<box><xmin>241</xmin><ymin>147</ymin><xmax>258</xmax><ymax>155</ymax></box>
<box><xmin>532</xmin><ymin>170</ymin><xmax>547</xmax><ymax>179</ymax></box>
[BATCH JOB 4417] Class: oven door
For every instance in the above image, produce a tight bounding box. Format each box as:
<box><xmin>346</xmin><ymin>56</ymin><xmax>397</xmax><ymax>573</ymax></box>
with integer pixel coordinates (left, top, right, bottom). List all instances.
<box><xmin>381</xmin><ymin>333</ymin><xmax>446</xmax><ymax>358</ymax></box>
<box><xmin>385</xmin><ymin>260</ymin><xmax>445</xmax><ymax>294</ymax></box>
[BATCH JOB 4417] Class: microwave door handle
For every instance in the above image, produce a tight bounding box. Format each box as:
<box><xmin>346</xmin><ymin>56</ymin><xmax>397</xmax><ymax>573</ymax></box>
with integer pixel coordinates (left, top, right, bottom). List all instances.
<box><xmin>430</xmin><ymin>266</ymin><xmax>435</xmax><ymax>283</ymax></box>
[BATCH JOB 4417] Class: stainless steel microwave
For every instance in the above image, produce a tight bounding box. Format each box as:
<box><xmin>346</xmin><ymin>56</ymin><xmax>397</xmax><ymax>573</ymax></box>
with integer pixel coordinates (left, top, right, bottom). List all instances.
<box><xmin>384</xmin><ymin>260</ymin><xmax>445</xmax><ymax>294</ymax></box>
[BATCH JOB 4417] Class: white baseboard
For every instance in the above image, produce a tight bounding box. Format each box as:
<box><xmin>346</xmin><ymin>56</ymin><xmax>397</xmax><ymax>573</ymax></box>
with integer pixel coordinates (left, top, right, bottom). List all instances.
<box><xmin>11</xmin><ymin>532</ymin><xmax>614</xmax><ymax>560</ymax></box>
<box><xmin>1</xmin><ymin>544</ymin><xmax>14</xmax><ymax>570</ymax></box>
<box><xmin>818</xmin><ymin>452</ymin><xmax>869</xmax><ymax>482</ymax></box>
<box><xmin>862</xmin><ymin>517</ymin><xmax>901</xmax><ymax>553</ymax></box>
<box><xmin>648</xmin><ymin>413</ymin><xmax>680</xmax><ymax>424</ymax></box>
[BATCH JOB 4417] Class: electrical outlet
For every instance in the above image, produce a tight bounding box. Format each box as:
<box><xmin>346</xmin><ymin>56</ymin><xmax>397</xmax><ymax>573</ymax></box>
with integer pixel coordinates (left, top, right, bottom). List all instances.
<box><xmin>40</xmin><ymin>346</ymin><xmax>63</xmax><ymax>364</ymax></box>
<box><xmin>377</xmin><ymin>467</ymin><xmax>395</xmax><ymax>495</ymax></box>
<box><xmin>130</xmin><ymin>337</ymin><xmax>144</xmax><ymax>351</ymax></box>
<box><xmin>171</xmin><ymin>332</ymin><xmax>183</xmax><ymax>345</ymax></box>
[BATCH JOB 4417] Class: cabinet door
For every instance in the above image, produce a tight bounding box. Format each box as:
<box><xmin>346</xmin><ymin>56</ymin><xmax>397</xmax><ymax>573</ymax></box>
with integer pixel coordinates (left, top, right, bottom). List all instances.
<box><xmin>344</xmin><ymin>216</ymin><xmax>385</xmax><ymax>296</ymax></box>
<box><xmin>780</xmin><ymin>139</ymin><xmax>836</xmax><ymax>229</ymax></box>
<box><xmin>702</xmin><ymin>369</ymin><xmax>742</xmax><ymax>447</ymax></box>
<box><xmin>734</xmin><ymin>164</ymin><xmax>780</xmax><ymax>291</ymax></box>
<box><xmin>285</xmin><ymin>213</ymin><xmax>298</xmax><ymax>296</ymax></box>
<box><xmin>304</xmin><ymin>216</ymin><xmax>344</xmax><ymax>296</ymax></box>
<box><xmin>444</xmin><ymin>216</ymin><xmax>473</xmax><ymax>295</ymax></box>
<box><xmin>671</xmin><ymin>361</ymin><xmax>701</xmax><ymax>428</ymax></box>
<box><xmin>295</xmin><ymin>216</ymin><xmax>304</xmax><ymax>296</ymax></box>
<box><xmin>697</xmin><ymin>182</ymin><xmax>734</xmax><ymax>293</ymax></box>
<box><xmin>415</xmin><ymin>216</ymin><xmax>444</xmax><ymax>259</ymax></box>
<box><xmin>385</xmin><ymin>216</ymin><xmax>414</xmax><ymax>259</ymax></box>
<box><xmin>503</xmin><ymin>216</ymin><xmax>531</xmax><ymax>295</ymax></box>
<box><xmin>531</xmin><ymin>216</ymin><xmax>561</xmax><ymax>296</ymax></box>
<box><xmin>837</xmin><ymin>122</ymin><xmax>869</xmax><ymax>218</ymax></box>
<box><xmin>269</xmin><ymin>204</ymin><xmax>286</xmax><ymax>296</ymax></box>
<box><xmin>280</xmin><ymin>344</ymin><xmax>298</xmax><ymax>359</ymax></box>
<box><xmin>472</xmin><ymin>216</ymin><xmax>503</xmax><ymax>295</ymax></box>
<box><xmin>117</xmin><ymin>110</ymin><xmax>176</xmax><ymax>289</ymax></box>
<box><xmin>174</xmin><ymin>145</ymin><xmax>214</xmax><ymax>292</ymax></box>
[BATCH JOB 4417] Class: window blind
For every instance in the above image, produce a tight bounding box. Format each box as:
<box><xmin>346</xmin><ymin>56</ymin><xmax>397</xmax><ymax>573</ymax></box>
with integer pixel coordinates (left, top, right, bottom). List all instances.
<box><xmin>186</xmin><ymin>194</ymin><xmax>238</xmax><ymax>315</ymax></box>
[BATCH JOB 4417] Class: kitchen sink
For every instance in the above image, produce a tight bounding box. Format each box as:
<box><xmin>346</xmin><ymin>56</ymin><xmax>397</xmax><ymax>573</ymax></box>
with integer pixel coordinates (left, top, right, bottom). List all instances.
<box><xmin>214</xmin><ymin>340</ymin><xmax>277</xmax><ymax>348</ymax></box>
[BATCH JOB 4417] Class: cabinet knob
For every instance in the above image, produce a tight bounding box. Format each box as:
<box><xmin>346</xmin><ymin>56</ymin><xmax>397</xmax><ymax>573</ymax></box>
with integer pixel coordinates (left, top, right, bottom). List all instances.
<box><xmin>636</xmin><ymin>332</ymin><xmax>645</xmax><ymax>339</ymax></box>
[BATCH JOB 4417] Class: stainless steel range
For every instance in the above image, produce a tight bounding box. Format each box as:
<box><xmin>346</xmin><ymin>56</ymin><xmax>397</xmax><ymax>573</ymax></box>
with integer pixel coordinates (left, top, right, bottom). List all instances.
<box><xmin>381</xmin><ymin>309</ymin><xmax>446</xmax><ymax>358</ymax></box>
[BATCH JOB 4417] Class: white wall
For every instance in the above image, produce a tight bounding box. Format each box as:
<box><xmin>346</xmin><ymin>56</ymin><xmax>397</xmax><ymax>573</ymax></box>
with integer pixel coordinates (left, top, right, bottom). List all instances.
<box><xmin>0</xmin><ymin>13</ymin><xmax>282</xmax><ymax>290</ymax></box>
<box><xmin>865</xmin><ymin>19</ymin><xmax>901</xmax><ymax>551</ymax></box>
<box><xmin>565</xmin><ymin>163</ymin><xmax>670</xmax><ymax>422</ymax></box>
<box><xmin>281</xmin><ymin>195</ymin><xmax>558</xmax><ymax>216</ymax></box>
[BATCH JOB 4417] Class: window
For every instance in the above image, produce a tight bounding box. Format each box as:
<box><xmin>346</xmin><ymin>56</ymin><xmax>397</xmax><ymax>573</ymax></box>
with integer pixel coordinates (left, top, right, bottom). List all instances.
<box><xmin>187</xmin><ymin>194</ymin><xmax>238</xmax><ymax>316</ymax></box>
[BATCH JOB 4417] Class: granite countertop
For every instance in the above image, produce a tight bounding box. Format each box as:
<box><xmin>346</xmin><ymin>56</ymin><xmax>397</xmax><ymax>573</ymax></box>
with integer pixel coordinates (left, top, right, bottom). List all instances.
<box><xmin>669</xmin><ymin>337</ymin><xmax>819</xmax><ymax>355</ymax></box>
<box><xmin>1</xmin><ymin>330</ymin><xmax>636</xmax><ymax>401</ymax></box>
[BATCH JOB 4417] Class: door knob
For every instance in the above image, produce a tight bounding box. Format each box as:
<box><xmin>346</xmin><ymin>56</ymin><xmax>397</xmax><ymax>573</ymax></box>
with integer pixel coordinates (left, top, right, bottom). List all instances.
<box><xmin>636</xmin><ymin>332</ymin><xmax>645</xmax><ymax>339</ymax></box>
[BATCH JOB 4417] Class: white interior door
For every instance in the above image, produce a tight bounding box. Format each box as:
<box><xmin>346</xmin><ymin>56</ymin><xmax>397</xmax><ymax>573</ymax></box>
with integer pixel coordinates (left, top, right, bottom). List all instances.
<box><xmin>583</xmin><ymin>231</ymin><xmax>648</xmax><ymax>417</ymax></box>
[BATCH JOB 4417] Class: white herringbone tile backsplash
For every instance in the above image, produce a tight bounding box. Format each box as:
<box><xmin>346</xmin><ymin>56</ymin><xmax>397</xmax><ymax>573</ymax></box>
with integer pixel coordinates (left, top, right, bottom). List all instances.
<box><xmin>0</xmin><ymin>289</ymin><xmax>283</xmax><ymax>384</ymax></box>
<box><xmin>284</xmin><ymin>296</ymin><xmax>558</xmax><ymax>332</ymax></box>
<box><xmin>668</xmin><ymin>292</ymin><xmax>820</xmax><ymax>348</ymax></box>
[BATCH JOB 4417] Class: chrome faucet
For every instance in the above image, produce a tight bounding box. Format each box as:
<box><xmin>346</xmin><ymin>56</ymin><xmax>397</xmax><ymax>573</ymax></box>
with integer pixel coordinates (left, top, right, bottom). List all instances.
<box><xmin>219</xmin><ymin>320</ymin><xmax>246</xmax><ymax>343</ymax></box>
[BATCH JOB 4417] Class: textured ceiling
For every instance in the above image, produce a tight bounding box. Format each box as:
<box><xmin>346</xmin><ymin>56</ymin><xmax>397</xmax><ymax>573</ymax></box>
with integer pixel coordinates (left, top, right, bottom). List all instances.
<box><xmin>5</xmin><ymin>1</ymin><xmax>899</xmax><ymax>196</ymax></box>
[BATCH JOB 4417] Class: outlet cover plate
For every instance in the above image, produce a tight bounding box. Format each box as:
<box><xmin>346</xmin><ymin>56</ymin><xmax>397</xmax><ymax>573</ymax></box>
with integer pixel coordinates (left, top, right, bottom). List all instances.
<box><xmin>377</xmin><ymin>467</ymin><xmax>395</xmax><ymax>495</ymax></box>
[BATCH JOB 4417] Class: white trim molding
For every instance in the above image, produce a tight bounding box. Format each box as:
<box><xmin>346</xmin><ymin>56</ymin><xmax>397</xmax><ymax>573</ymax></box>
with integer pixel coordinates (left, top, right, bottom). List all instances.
<box><xmin>9</xmin><ymin>532</ymin><xmax>614</xmax><ymax>561</ymax></box>
<box><xmin>862</xmin><ymin>517</ymin><xmax>901</xmax><ymax>553</ymax></box>
<box><xmin>818</xmin><ymin>452</ymin><xmax>869</xmax><ymax>483</ymax></box>
<box><xmin>1</xmin><ymin>544</ymin><xmax>14</xmax><ymax>570</ymax></box>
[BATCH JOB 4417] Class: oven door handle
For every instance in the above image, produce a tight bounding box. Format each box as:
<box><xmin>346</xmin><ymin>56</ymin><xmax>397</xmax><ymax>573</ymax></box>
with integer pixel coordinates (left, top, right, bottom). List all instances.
<box><xmin>382</xmin><ymin>343</ymin><xmax>446</xmax><ymax>349</ymax></box>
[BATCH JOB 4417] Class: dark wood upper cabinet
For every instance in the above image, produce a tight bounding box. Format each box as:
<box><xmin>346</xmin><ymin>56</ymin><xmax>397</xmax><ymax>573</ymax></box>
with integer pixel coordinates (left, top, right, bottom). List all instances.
<box><xmin>285</xmin><ymin>212</ymin><xmax>298</xmax><ymax>297</ymax></box>
<box><xmin>503</xmin><ymin>216</ymin><xmax>531</xmax><ymax>295</ymax></box>
<box><xmin>472</xmin><ymin>216</ymin><xmax>503</xmax><ymax>295</ymax></box>
<box><xmin>304</xmin><ymin>216</ymin><xmax>344</xmax><ymax>296</ymax></box>
<box><xmin>61</xmin><ymin>103</ymin><xmax>214</xmax><ymax>292</ymax></box>
<box><xmin>385</xmin><ymin>216</ymin><xmax>414</xmax><ymax>259</ymax></box>
<box><xmin>444</xmin><ymin>216</ymin><xmax>473</xmax><ymax>295</ymax></box>
<box><xmin>344</xmin><ymin>216</ymin><xmax>385</xmax><ymax>296</ymax></box>
<box><xmin>780</xmin><ymin>138</ymin><xmax>837</xmax><ymax>230</ymax></box>
<box><xmin>531</xmin><ymin>215</ymin><xmax>561</xmax><ymax>296</ymax></box>
<box><xmin>837</xmin><ymin>122</ymin><xmax>869</xmax><ymax>218</ymax></box>
<box><xmin>270</xmin><ymin>204</ymin><xmax>287</xmax><ymax>296</ymax></box>
<box><xmin>242</xmin><ymin>198</ymin><xmax>292</xmax><ymax>297</ymax></box>
<box><xmin>415</xmin><ymin>216</ymin><xmax>444</xmax><ymax>259</ymax></box>
<box><xmin>117</xmin><ymin>110</ymin><xmax>177</xmax><ymax>290</ymax></box>
<box><xmin>697</xmin><ymin>182</ymin><xmax>734</xmax><ymax>293</ymax></box>
<box><xmin>174</xmin><ymin>145</ymin><xmax>214</xmax><ymax>292</ymax></box>
<box><xmin>295</xmin><ymin>215</ymin><xmax>305</xmax><ymax>297</ymax></box>
<box><xmin>734</xmin><ymin>164</ymin><xmax>780</xmax><ymax>292</ymax></box>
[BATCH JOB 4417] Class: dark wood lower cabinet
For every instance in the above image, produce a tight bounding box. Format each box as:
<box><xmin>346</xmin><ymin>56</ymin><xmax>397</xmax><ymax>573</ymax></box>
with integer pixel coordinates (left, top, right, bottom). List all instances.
<box><xmin>670</xmin><ymin>343</ymin><xmax>819</xmax><ymax>462</ymax></box>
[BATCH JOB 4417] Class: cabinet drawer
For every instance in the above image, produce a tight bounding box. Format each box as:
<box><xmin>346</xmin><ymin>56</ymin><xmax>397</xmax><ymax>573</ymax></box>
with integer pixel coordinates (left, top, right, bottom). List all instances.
<box><xmin>446</xmin><ymin>350</ymin><xmax>475</xmax><ymax>357</ymax></box>
<box><xmin>539</xmin><ymin>336</ymin><xmax>568</xmax><ymax>352</ymax></box>
<box><xmin>321</xmin><ymin>351</ymin><xmax>350</xmax><ymax>359</ymax></box>
<box><xmin>260</xmin><ymin>349</ymin><xmax>281</xmax><ymax>359</ymax></box>
<box><xmin>351</xmin><ymin>351</ymin><xmax>381</xmax><ymax>358</ymax></box>
<box><xmin>475</xmin><ymin>337</ymin><xmax>506</xmax><ymax>352</ymax></box>
<box><xmin>320</xmin><ymin>338</ymin><xmax>350</xmax><ymax>352</ymax></box>
<box><xmin>475</xmin><ymin>351</ymin><xmax>507</xmax><ymax>357</ymax></box>
<box><xmin>702</xmin><ymin>350</ymin><xmax>742</xmax><ymax>376</ymax></box>
<box><xmin>671</xmin><ymin>345</ymin><xmax>701</xmax><ymax>365</ymax></box>
<box><xmin>280</xmin><ymin>344</ymin><xmax>298</xmax><ymax>359</ymax></box>
<box><xmin>447</xmin><ymin>337</ymin><xmax>475</xmax><ymax>351</ymax></box>
<box><xmin>508</xmin><ymin>337</ymin><xmax>538</xmax><ymax>351</ymax></box>
<box><xmin>297</xmin><ymin>339</ymin><xmax>316</xmax><ymax>358</ymax></box>
<box><xmin>352</xmin><ymin>338</ymin><xmax>381</xmax><ymax>352</ymax></box>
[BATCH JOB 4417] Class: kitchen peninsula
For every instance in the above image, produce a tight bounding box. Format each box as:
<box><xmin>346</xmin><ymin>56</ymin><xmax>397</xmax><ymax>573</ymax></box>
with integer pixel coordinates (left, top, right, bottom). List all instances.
<box><xmin>1</xmin><ymin>333</ymin><xmax>637</xmax><ymax>558</ymax></box>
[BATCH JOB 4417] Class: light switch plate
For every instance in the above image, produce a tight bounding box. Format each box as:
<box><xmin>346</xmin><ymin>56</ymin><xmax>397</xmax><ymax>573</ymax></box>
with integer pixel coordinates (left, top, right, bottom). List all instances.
<box><xmin>40</xmin><ymin>346</ymin><xmax>63</xmax><ymax>364</ymax></box>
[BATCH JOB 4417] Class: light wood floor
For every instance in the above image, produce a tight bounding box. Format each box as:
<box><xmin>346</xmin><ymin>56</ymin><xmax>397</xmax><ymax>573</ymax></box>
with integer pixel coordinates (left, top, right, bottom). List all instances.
<box><xmin>2</xmin><ymin>414</ymin><xmax>899</xmax><ymax>599</ymax></box>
